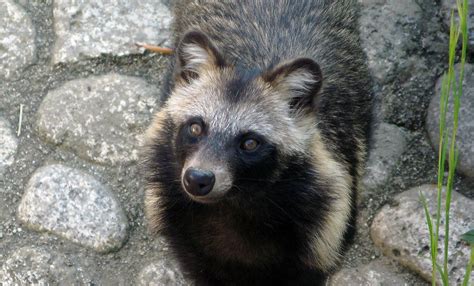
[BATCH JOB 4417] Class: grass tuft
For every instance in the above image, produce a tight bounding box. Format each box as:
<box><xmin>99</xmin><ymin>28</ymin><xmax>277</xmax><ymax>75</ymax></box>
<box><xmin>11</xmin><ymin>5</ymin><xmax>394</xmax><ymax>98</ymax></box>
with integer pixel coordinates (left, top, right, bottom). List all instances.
<box><xmin>420</xmin><ymin>0</ymin><xmax>472</xmax><ymax>285</ymax></box>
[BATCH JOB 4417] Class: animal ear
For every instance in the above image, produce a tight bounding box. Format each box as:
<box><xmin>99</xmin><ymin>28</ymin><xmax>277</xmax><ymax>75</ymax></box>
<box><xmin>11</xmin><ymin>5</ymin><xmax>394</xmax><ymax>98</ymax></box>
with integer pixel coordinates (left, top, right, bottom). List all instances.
<box><xmin>175</xmin><ymin>30</ymin><xmax>226</xmax><ymax>83</ymax></box>
<box><xmin>262</xmin><ymin>58</ymin><xmax>323</xmax><ymax>112</ymax></box>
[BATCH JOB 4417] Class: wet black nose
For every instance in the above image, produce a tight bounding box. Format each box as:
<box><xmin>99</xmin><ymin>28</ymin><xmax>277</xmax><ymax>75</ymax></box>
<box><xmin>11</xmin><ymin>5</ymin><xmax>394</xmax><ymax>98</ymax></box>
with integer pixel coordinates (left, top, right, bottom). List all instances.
<box><xmin>183</xmin><ymin>168</ymin><xmax>215</xmax><ymax>196</ymax></box>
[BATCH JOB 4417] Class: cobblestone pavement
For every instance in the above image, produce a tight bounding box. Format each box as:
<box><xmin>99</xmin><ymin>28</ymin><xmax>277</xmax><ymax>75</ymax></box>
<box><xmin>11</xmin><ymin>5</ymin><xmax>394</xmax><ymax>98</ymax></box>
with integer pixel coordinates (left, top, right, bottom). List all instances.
<box><xmin>0</xmin><ymin>0</ymin><xmax>473</xmax><ymax>285</ymax></box>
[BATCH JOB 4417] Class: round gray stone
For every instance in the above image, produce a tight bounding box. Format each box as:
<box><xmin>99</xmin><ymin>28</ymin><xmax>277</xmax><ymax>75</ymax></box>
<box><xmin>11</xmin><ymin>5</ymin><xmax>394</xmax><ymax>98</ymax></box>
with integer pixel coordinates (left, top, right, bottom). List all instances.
<box><xmin>0</xmin><ymin>247</ymin><xmax>95</xmax><ymax>285</ymax></box>
<box><xmin>371</xmin><ymin>184</ymin><xmax>473</xmax><ymax>285</ymax></box>
<box><xmin>137</xmin><ymin>258</ymin><xmax>189</xmax><ymax>286</ymax></box>
<box><xmin>427</xmin><ymin>63</ymin><xmax>474</xmax><ymax>178</ymax></box>
<box><xmin>0</xmin><ymin>117</ymin><xmax>18</xmax><ymax>176</ymax></box>
<box><xmin>52</xmin><ymin>0</ymin><xmax>171</xmax><ymax>63</ymax></box>
<box><xmin>440</xmin><ymin>0</ymin><xmax>474</xmax><ymax>52</ymax></box>
<box><xmin>0</xmin><ymin>0</ymin><xmax>36</xmax><ymax>80</ymax></box>
<box><xmin>358</xmin><ymin>0</ymin><xmax>444</xmax><ymax>130</ymax></box>
<box><xmin>36</xmin><ymin>74</ymin><xmax>158</xmax><ymax>165</ymax></box>
<box><xmin>18</xmin><ymin>164</ymin><xmax>128</xmax><ymax>253</ymax></box>
<box><xmin>330</xmin><ymin>259</ymin><xmax>410</xmax><ymax>286</ymax></box>
<box><xmin>359</xmin><ymin>0</ymin><xmax>424</xmax><ymax>85</ymax></box>
<box><xmin>363</xmin><ymin>123</ymin><xmax>410</xmax><ymax>189</ymax></box>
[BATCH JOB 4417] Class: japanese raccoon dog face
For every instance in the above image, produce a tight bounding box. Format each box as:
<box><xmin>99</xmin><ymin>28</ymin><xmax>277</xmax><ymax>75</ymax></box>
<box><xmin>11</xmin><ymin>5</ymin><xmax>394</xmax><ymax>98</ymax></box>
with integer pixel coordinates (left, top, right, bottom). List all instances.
<box><xmin>144</xmin><ymin>30</ymin><xmax>323</xmax><ymax>206</ymax></box>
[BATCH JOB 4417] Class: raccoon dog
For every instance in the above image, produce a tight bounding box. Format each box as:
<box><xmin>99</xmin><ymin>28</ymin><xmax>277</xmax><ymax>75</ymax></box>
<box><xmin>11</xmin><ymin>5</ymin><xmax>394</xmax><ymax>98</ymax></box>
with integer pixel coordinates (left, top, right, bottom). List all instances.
<box><xmin>142</xmin><ymin>0</ymin><xmax>372</xmax><ymax>285</ymax></box>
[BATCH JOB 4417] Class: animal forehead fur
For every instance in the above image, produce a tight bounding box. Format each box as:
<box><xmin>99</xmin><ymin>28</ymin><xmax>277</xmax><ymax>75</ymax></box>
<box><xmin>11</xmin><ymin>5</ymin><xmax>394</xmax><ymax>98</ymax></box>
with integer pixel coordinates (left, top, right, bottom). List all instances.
<box><xmin>165</xmin><ymin>68</ymin><xmax>315</xmax><ymax>153</ymax></box>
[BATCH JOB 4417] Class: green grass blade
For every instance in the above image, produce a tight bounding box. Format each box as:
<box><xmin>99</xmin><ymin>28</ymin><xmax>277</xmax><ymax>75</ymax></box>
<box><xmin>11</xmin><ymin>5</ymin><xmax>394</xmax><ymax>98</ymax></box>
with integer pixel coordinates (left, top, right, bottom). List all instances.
<box><xmin>461</xmin><ymin>247</ymin><xmax>473</xmax><ymax>286</ymax></box>
<box><xmin>436</xmin><ymin>263</ymin><xmax>449</xmax><ymax>286</ymax></box>
<box><xmin>437</xmin><ymin>73</ymin><xmax>449</xmax><ymax>191</ymax></box>
<box><xmin>420</xmin><ymin>191</ymin><xmax>437</xmax><ymax>286</ymax></box>
<box><xmin>443</xmin><ymin>0</ymin><xmax>469</xmax><ymax>280</ymax></box>
<box><xmin>420</xmin><ymin>192</ymin><xmax>434</xmax><ymax>245</ymax></box>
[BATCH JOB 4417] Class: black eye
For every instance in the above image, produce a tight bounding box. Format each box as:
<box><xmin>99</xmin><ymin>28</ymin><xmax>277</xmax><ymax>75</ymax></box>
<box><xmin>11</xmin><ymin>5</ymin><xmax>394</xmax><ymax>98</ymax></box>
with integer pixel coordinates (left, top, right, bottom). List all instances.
<box><xmin>189</xmin><ymin>122</ymin><xmax>203</xmax><ymax>137</ymax></box>
<box><xmin>240</xmin><ymin>138</ymin><xmax>259</xmax><ymax>152</ymax></box>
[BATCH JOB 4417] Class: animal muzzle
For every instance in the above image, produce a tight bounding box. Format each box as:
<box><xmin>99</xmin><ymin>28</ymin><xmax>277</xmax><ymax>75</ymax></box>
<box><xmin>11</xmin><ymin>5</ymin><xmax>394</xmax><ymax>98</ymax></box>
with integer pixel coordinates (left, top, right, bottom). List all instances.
<box><xmin>183</xmin><ymin>167</ymin><xmax>216</xmax><ymax>197</ymax></box>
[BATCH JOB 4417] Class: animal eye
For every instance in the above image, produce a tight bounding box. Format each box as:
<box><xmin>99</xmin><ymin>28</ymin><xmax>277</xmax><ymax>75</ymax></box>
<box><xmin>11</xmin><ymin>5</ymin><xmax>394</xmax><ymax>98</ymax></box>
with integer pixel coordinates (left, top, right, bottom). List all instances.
<box><xmin>189</xmin><ymin>122</ymin><xmax>203</xmax><ymax>137</ymax></box>
<box><xmin>240</xmin><ymin>138</ymin><xmax>259</xmax><ymax>152</ymax></box>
